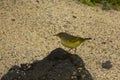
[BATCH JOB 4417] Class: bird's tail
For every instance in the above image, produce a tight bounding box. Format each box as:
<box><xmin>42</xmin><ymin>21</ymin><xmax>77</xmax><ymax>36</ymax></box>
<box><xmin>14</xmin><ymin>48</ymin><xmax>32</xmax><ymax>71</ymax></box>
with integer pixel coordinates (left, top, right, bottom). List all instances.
<box><xmin>84</xmin><ymin>38</ymin><xmax>92</xmax><ymax>40</ymax></box>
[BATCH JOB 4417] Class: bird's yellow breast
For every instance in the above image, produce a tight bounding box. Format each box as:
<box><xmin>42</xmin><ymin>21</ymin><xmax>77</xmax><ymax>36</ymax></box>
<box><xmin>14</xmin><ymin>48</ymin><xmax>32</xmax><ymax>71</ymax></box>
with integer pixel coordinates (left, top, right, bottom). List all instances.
<box><xmin>61</xmin><ymin>40</ymin><xmax>81</xmax><ymax>48</ymax></box>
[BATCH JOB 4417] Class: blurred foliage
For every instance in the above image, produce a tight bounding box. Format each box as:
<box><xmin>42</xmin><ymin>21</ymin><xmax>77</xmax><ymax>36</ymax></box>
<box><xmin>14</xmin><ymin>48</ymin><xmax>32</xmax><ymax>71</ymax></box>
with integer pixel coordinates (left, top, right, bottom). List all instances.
<box><xmin>79</xmin><ymin>0</ymin><xmax>120</xmax><ymax>10</ymax></box>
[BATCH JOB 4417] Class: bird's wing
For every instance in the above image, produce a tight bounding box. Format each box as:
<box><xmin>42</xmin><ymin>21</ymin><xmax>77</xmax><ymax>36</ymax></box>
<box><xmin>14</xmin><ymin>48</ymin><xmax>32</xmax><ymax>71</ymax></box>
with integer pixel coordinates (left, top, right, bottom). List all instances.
<box><xmin>68</xmin><ymin>36</ymin><xmax>80</xmax><ymax>42</ymax></box>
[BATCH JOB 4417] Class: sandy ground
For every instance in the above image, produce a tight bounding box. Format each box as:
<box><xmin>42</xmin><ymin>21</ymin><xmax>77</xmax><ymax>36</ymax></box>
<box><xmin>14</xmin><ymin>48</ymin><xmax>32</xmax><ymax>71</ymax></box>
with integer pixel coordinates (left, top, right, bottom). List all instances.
<box><xmin>0</xmin><ymin>0</ymin><xmax>120</xmax><ymax>80</ymax></box>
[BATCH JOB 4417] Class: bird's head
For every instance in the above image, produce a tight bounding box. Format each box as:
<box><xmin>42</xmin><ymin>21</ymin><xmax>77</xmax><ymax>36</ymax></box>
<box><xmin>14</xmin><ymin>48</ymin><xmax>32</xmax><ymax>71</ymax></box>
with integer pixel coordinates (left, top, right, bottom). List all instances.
<box><xmin>54</xmin><ymin>32</ymin><xmax>68</xmax><ymax>39</ymax></box>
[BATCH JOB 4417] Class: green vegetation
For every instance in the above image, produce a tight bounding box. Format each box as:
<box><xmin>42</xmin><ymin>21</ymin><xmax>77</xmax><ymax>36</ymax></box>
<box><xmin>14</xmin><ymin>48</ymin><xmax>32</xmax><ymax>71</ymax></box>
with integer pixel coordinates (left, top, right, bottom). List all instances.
<box><xmin>79</xmin><ymin>0</ymin><xmax>120</xmax><ymax>10</ymax></box>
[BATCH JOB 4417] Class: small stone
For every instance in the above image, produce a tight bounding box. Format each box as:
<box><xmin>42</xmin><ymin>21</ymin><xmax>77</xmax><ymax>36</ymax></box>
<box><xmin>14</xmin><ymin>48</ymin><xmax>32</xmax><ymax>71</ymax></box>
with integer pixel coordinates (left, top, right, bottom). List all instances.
<box><xmin>102</xmin><ymin>60</ymin><xmax>112</xmax><ymax>69</ymax></box>
<box><xmin>11</xmin><ymin>19</ymin><xmax>15</xmax><ymax>21</ymax></box>
<box><xmin>72</xmin><ymin>15</ymin><xmax>77</xmax><ymax>18</ymax></box>
<box><xmin>36</xmin><ymin>0</ymin><xmax>39</xmax><ymax>3</ymax></box>
<box><xmin>101</xmin><ymin>42</ymin><xmax>106</xmax><ymax>44</ymax></box>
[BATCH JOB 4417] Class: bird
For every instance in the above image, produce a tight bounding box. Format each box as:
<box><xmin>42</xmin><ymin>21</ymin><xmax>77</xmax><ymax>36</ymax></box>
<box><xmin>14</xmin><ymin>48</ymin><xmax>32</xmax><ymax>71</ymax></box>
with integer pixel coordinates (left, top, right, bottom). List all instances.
<box><xmin>54</xmin><ymin>32</ymin><xmax>92</xmax><ymax>53</ymax></box>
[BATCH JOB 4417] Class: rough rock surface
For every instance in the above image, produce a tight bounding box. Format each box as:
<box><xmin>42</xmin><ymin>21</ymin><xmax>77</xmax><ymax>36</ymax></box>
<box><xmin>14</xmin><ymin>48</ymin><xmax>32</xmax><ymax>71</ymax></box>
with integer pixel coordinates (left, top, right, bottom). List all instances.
<box><xmin>1</xmin><ymin>48</ymin><xmax>93</xmax><ymax>80</ymax></box>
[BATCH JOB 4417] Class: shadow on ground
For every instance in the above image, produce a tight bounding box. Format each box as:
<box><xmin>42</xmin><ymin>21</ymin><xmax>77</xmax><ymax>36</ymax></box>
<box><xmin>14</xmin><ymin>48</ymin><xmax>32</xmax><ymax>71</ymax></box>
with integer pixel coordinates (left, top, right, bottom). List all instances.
<box><xmin>1</xmin><ymin>48</ymin><xmax>93</xmax><ymax>80</ymax></box>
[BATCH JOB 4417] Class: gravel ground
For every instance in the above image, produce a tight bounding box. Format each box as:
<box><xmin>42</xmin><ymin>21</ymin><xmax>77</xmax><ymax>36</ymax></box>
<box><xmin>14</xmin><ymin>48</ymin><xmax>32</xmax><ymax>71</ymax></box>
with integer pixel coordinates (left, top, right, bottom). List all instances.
<box><xmin>0</xmin><ymin>0</ymin><xmax>120</xmax><ymax>80</ymax></box>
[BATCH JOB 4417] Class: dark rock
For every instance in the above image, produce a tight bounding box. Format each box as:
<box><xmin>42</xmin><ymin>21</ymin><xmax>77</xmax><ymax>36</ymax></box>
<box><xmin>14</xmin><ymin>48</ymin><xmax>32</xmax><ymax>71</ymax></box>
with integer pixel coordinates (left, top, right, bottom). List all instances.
<box><xmin>102</xmin><ymin>60</ymin><xmax>112</xmax><ymax>69</ymax></box>
<box><xmin>1</xmin><ymin>48</ymin><xmax>93</xmax><ymax>80</ymax></box>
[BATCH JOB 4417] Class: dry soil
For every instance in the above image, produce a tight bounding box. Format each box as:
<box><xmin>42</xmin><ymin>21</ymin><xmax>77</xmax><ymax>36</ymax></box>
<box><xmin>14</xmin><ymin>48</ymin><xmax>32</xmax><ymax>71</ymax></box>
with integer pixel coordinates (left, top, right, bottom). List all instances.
<box><xmin>0</xmin><ymin>0</ymin><xmax>120</xmax><ymax>80</ymax></box>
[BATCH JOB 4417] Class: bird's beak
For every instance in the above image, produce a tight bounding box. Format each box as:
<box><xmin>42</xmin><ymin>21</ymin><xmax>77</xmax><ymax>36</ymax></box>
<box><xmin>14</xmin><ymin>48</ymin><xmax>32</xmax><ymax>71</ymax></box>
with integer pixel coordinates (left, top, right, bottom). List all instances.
<box><xmin>53</xmin><ymin>34</ymin><xmax>57</xmax><ymax>36</ymax></box>
<box><xmin>53</xmin><ymin>33</ymin><xmax>59</xmax><ymax>36</ymax></box>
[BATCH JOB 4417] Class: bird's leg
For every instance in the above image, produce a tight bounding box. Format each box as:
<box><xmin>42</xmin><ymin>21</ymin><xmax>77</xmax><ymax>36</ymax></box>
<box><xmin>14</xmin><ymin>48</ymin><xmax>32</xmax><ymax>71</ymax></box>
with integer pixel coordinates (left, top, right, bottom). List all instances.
<box><xmin>68</xmin><ymin>48</ymin><xmax>72</xmax><ymax>52</ymax></box>
<box><xmin>68</xmin><ymin>48</ymin><xmax>77</xmax><ymax>53</ymax></box>
<box><xmin>74</xmin><ymin>48</ymin><xmax>77</xmax><ymax>53</ymax></box>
